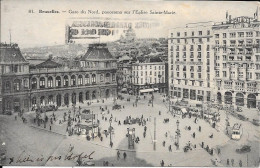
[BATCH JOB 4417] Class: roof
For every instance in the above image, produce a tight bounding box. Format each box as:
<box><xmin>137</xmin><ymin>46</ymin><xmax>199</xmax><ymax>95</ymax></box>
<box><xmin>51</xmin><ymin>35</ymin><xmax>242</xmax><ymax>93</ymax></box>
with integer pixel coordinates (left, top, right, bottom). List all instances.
<box><xmin>82</xmin><ymin>43</ymin><xmax>114</xmax><ymax>60</ymax></box>
<box><xmin>0</xmin><ymin>44</ymin><xmax>27</xmax><ymax>63</ymax></box>
<box><xmin>35</xmin><ymin>58</ymin><xmax>62</xmax><ymax>68</ymax></box>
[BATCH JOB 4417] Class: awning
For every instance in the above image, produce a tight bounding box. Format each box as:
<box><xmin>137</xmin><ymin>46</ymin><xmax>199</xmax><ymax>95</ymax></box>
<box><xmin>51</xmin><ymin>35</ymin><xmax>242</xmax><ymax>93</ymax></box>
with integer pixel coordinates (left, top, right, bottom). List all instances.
<box><xmin>140</xmin><ymin>89</ymin><xmax>154</xmax><ymax>93</ymax></box>
<box><xmin>154</xmin><ymin>88</ymin><xmax>159</xmax><ymax>91</ymax></box>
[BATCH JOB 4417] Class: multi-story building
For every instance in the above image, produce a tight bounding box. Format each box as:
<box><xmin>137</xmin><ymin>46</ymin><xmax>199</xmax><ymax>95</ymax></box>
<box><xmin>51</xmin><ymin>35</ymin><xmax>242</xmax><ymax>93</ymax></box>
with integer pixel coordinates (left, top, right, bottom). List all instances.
<box><xmin>0</xmin><ymin>43</ymin><xmax>118</xmax><ymax>114</ymax></box>
<box><xmin>117</xmin><ymin>55</ymin><xmax>132</xmax><ymax>92</ymax></box>
<box><xmin>0</xmin><ymin>43</ymin><xmax>30</xmax><ymax>114</ymax></box>
<box><xmin>213</xmin><ymin>13</ymin><xmax>260</xmax><ymax>108</ymax></box>
<box><xmin>168</xmin><ymin>9</ymin><xmax>260</xmax><ymax>108</ymax></box>
<box><xmin>168</xmin><ymin>22</ymin><xmax>215</xmax><ymax>102</ymax></box>
<box><xmin>132</xmin><ymin>57</ymin><xmax>167</xmax><ymax>95</ymax></box>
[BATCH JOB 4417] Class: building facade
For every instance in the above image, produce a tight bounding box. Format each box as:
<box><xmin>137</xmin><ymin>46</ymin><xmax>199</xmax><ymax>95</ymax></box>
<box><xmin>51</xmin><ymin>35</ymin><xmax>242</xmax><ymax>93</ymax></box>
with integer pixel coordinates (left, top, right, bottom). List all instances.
<box><xmin>168</xmin><ymin>9</ymin><xmax>260</xmax><ymax>108</ymax></box>
<box><xmin>168</xmin><ymin>22</ymin><xmax>215</xmax><ymax>102</ymax></box>
<box><xmin>212</xmin><ymin>14</ymin><xmax>260</xmax><ymax>108</ymax></box>
<box><xmin>0</xmin><ymin>43</ymin><xmax>30</xmax><ymax>114</ymax></box>
<box><xmin>132</xmin><ymin>57</ymin><xmax>167</xmax><ymax>95</ymax></box>
<box><xmin>117</xmin><ymin>55</ymin><xmax>132</xmax><ymax>92</ymax></box>
<box><xmin>0</xmin><ymin>43</ymin><xmax>117</xmax><ymax>114</ymax></box>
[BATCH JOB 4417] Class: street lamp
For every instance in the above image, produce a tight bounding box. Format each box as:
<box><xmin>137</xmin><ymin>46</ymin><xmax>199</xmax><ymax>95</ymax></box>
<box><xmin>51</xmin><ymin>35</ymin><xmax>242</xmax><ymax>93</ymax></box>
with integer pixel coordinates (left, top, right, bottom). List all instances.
<box><xmin>109</xmin><ymin>117</ymin><xmax>113</xmax><ymax>147</ymax></box>
<box><xmin>175</xmin><ymin>120</ymin><xmax>180</xmax><ymax>150</ymax></box>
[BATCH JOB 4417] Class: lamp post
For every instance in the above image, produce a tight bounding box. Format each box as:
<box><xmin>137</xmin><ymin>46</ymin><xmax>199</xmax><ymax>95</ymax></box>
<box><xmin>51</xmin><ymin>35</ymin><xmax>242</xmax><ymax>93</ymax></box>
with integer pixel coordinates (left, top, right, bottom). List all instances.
<box><xmin>175</xmin><ymin>120</ymin><xmax>180</xmax><ymax>150</ymax></box>
<box><xmin>168</xmin><ymin>95</ymin><xmax>171</xmax><ymax>113</ymax></box>
<box><xmin>109</xmin><ymin>117</ymin><xmax>113</xmax><ymax>147</ymax></box>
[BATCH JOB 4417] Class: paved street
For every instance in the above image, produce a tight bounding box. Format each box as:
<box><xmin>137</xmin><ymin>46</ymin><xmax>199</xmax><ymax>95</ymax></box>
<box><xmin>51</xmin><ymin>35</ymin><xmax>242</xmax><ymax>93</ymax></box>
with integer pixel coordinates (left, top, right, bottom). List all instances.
<box><xmin>0</xmin><ymin>93</ymin><xmax>259</xmax><ymax>167</ymax></box>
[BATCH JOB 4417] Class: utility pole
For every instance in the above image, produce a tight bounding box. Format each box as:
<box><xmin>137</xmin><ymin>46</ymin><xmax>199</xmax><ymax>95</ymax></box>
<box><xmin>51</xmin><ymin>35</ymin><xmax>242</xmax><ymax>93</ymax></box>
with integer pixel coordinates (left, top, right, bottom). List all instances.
<box><xmin>153</xmin><ymin>117</ymin><xmax>156</xmax><ymax>151</ymax></box>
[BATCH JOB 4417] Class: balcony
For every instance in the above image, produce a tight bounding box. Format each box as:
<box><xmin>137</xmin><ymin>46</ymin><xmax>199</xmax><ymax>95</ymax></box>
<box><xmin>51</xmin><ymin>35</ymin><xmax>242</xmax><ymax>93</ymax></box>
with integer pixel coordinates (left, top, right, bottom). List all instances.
<box><xmin>224</xmin><ymin>85</ymin><xmax>232</xmax><ymax>89</ymax></box>
<box><xmin>190</xmin><ymin>48</ymin><xmax>194</xmax><ymax>51</ymax></box>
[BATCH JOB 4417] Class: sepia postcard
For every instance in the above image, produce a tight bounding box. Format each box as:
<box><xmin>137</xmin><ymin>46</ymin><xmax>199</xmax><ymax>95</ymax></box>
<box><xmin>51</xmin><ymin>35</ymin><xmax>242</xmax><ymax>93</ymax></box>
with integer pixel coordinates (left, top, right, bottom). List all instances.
<box><xmin>0</xmin><ymin>0</ymin><xmax>259</xmax><ymax>167</ymax></box>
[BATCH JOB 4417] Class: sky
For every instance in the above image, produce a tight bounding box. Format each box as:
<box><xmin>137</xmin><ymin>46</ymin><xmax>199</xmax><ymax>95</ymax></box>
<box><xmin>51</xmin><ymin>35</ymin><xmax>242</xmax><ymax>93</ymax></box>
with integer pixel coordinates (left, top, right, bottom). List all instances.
<box><xmin>1</xmin><ymin>0</ymin><xmax>259</xmax><ymax>48</ymax></box>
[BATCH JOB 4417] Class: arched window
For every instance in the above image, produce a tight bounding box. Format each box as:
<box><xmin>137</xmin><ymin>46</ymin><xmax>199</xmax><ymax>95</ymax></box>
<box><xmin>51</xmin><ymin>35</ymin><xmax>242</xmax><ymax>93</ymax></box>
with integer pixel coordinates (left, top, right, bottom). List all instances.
<box><xmin>14</xmin><ymin>79</ymin><xmax>20</xmax><ymax>91</ymax></box>
<box><xmin>31</xmin><ymin>78</ymin><xmax>37</xmax><ymax>89</ymax></box>
<box><xmin>23</xmin><ymin>78</ymin><xmax>29</xmax><ymax>88</ymax></box>
<box><xmin>78</xmin><ymin>75</ymin><xmax>83</xmax><ymax>85</ymax></box>
<box><xmin>47</xmin><ymin>76</ymin><xmax>53</xmax><ymax>88</ymax></box>
<box><xmin>5</xmin><ymin>81</ymin><xmax>11</xmax><ymax>90</ymax></box>
<box><xmin>48</xmin><ymin>95</ymin><xmax>54</xmax><ymax>104</ymax></box>
<box><xmin>40</xmin><ymin>96</ymin><xmax>45</xmax><ymax>106</ymax></box>
<box><xmin>106</xmin><ymin>73</ymin><xmax>110</xmax><ymax>83</ymax></box>
<box><xmin>71</xmin><ymin>75</ymin><xmax>76</xmax><ymax>86</ymax></box>
<box><xmin>100</xmin><ymin>74</ymin><xmax>104</xmax><ymax>82</ymax></box>
<box><xmin>92</xmin><ymin>74</ymin><xmax>96</xmax><ymax>83</ymax></box>
<box><xmin>112</xmin><ymin>74</ymin><xmax>115</xmax><ymax>81</ymax></box>
<box><xmin>56</xmin><ymin>76</ymin><xmax>61</xmax><ymax>87</ymax></box>
<box><xmin>32</xmin><ymin>97</ymin><xmax>37</xmax><ymax>107</ymax></box>
<box><xmin>64</xmin><ymin>75</ymin><xmax>69</xmax><ymax>87</ymax></box>
<box><xmin>85</xmin><ymin>74</ymin><xmax>90</xmax><ymax>84</ymax></box>
<box><xmin>40</xmin><ymin>77</ymin><xmax>45</xmax><ymax>88</ymax></box>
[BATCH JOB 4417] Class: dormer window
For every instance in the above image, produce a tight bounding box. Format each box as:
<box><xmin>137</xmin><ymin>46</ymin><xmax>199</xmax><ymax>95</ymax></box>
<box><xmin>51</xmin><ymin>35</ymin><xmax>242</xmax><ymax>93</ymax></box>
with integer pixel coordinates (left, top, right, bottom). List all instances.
<box><xmin>12</xmin><ymin>53</ymin><xmax>16</xmax><ymax>57</ymax></box>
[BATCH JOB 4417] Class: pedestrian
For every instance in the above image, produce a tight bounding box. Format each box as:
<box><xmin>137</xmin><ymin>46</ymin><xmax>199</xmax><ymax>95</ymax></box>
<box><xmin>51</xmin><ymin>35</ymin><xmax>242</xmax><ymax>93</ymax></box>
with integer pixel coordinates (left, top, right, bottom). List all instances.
<box><xmin>239</xmin><ymin>160</ymin><xmax>242</xmax><ymax>167</ymax></box>
<box><xmin>50</xmin><ymin>125</ymin><xmax>52</xmax><ymax>131</ymax></box>
<box><xmin>15</xmin><ymin>116</ymin><xmax>17</xmax><ymax>120</ymax></box>
<box><xmin>202</xmin><ymin>142</ymin><xmax>204</xmax><ymax>148</ymax></box>
<box><xmin>218</xmin><ymin>148</ymin><xmax>221</xmax><ymax>155</ymax></box>
<box><xmin>117</xmin><ymin>150</ymin><xmax>120</xmax><ymax>160</ymax></box>
<box><xmin>123</xmin><ymin>152</ymin><xmax>127</xmax><ymax>160</ymax></box>
<box><xmin>193</xmin><ymin>132</ymin><xmax>196</xmax><ymax>138</ymax></box>
<box><xmin>163</xmin><ymin>141</ymin><xmax>165</xmax><ymax>147</ymax></box>
<box><xmin>143</xmin><ymin>131</ymin><xmax>146</xmax><ymax>138</ymax></box>
<box><xmin>206</xmin><ymin>145</ymin><xmax>209</xmax><ymax>152</ymax></box>
<box><xmin>231</xmin><ymin>159</ymin><xmax>234</xmax><ymax>166</ymax></box>
<box><xmin>168</xmin><ymin>145</ymin><xmax>172</xmax><ymax>152</ymax></box>
<box><xmin>199</xmin><ymin>126</ymin><xmax>201</xmax><ymax>132</ymax></box>
<box><xmin>161</xmin><ymin>160</ymin><xmax>164</xmax><ymax>167</ymax></box>
<box><xmin>227</xmin><ymin>159</ymin><xmax>230</xmax><ymax>166</ymax></box>
<box><xmin>165</xmin><ymin>132</ymin><xmax>168</xmax><ymax>138</ymax></box>
<box><xmin>118</xmin><ymin>121</ymin><xmax>121</xmax><ymax>125</ymax></box>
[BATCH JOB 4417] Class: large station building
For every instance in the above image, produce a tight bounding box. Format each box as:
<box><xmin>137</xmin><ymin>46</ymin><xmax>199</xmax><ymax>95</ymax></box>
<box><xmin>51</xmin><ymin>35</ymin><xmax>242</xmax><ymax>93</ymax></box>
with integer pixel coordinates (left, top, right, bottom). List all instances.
<box><xmin>0</xmin><ymin>43</ymin><xmax>117</xmax><ymax>114</ymax></box>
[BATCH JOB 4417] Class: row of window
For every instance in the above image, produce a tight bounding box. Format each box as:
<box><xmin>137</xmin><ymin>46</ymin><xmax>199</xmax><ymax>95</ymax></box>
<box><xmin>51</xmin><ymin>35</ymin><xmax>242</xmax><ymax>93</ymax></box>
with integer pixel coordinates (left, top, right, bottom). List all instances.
<box><xmin>172</xmin><ymin>45</ymin><xmax>210</xmax><ymax>51</ymax></box>
<box><xmin>174</xmin><ymin>79</ymin><xmax>211</xmax><ymax>88</ymax></box>
<box><xmin>4</xmin><ymin>79</ymin><xmax>29</xmax><ymax>91</ymax></box>
<box><xmin>4</xmin><ymin>74</ymin><xmax>116</xmax><ymax>91</ymax></box>
<box><xmin>132</xmin><ymin>65</ymin><xmax>165</xmax><ymax>70</ymax></box>
<box><xmin>133</xmin><ymin>77</ymin><xmax>165</xmax><ymax>84</ymax></box>
<box><xmin>1</xmin><ymin>64</ymin><xmax>29</xmax><ymax>74</ymax></box>
<box><xmin>215</xmin><ymin>32</ymin><xmax>255</xmax><ymax>39</ymax></box>
<box><xmin>170</xmin><ymin>38</ymin><xmax>211</xmax><ymax>44</ymax></box>
<box><xmin>172</xmin><ymin>30</ymin><xmax>211</xmax><ymax>37</ymax></box>
<box><xmin>215</xmin><ymin>70</ymin><xmax>255</xmax><ymax>79</ymax></box>
<box><xmin>132</xmin><ymin>71</ymin><xmax>165</xmax><ymax>76</ymax></box>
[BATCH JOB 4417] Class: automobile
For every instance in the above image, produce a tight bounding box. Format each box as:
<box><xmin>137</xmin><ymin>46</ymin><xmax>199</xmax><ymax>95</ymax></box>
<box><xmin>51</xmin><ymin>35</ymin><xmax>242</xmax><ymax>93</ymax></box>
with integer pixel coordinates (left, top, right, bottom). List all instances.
<box><xmin>112</xmin><ymin>104</ymin><xmax>121</xmax><ymax>110</ymax></box>
<box><xmin>236</xmin><ymin>145</ymin><xmax>251</xmax><ymax>153</ymax></box>
<box><xmin>42</xmin><ymin>105</ymin><xmax>58</xmax><ymax>112</ymax></box>
<box><xmin>237</xmin><ymin>114</ymin><xmax>247</xmax><ymax>121</ymax></box>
